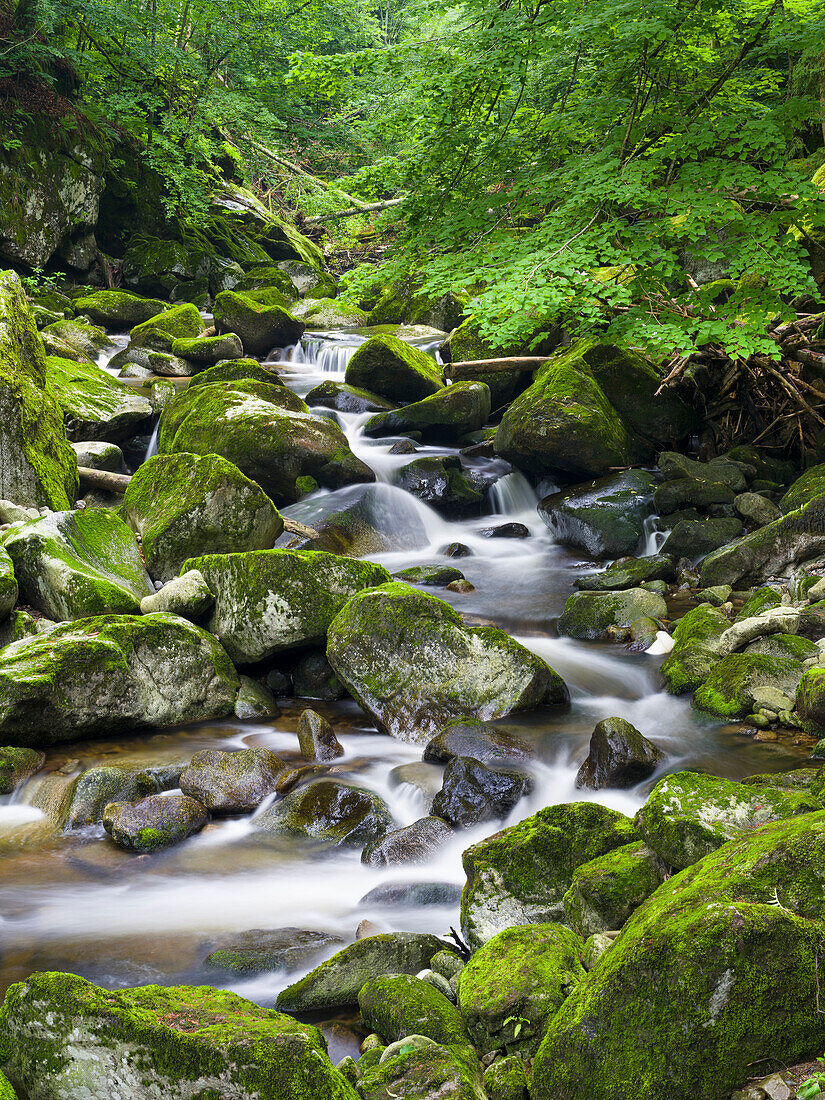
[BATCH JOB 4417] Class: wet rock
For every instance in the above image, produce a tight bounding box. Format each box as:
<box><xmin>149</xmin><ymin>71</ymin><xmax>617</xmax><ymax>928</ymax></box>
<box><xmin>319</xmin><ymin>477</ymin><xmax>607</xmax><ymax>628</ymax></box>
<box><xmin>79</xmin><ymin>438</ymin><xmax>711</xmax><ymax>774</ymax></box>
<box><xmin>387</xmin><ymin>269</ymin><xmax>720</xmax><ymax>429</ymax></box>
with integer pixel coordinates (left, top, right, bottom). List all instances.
<box><xmin>660</xmin><ymin>517</ymin><xmax>745</xmax><ymax>560</ymax></box>
<box><xmin>530</xmin><ymin>813</ymin><xmax>825</xmax><ymax>1100</ymax></box>
<box><xmin>561</xmin><ymin>841</ymin><xmax>668</xmax><ymax>937</ymax></box>
<box><xmin>66</xmin><ymin>763</ymin><xmax>172</xmax><ymax>828</ymax></box>
<box><xmin>0</xmin><ymin>746</ymin><xmax>44</xmax><ymax>795</ymax></box>
<box><xmin>292</xmin><ymin>652</ymin><xmax>346</xmax><ymax>699</ymax></box>
<box><xmin>0</xmin><ymin>972</ymin><xmax>357</xmax><ymax>1099</ymax></box>
<box><xmin>575</xmin><ymin>554</ymin><xmax>676</xmax><ymax>592</ymax></box>
<box><xmin>660</xmin><ymin>604</ymin><xmax>729</xmax><ymax>694</ymax></box>
<box><xmin>446</xmin><ymin>578</ymin><xmax>475</xmax><ymax>593</ymax></box>
<box><xmin>423</xmin><ymin>717</ymin><xmax>534</xmax><ymax>766</ymax></box>
<box><xmin>693</xmin><ymin>653</ymin><xmax>805</xmax><ymax>719</ymax></box>
<box><xmin>276</xmin><ymin>932</ymin><xmax>447</xmax><ymax>1011</ymax></box>
<box><xmin>345</xmin><ymin>335</ymin><xmax>444</xmax><ymax>404</ymax></box>
<box><xmin>358</xmin><ymin>1040</ymin><xmax>481</xmax><ymax>1100</ymax></box>
<box><xmin>306</xmin><ymin>380</ymin><xmax>397</xmax><ymax>414</ymax></box>
<box><xmin>204</xmin><ymin>927</ymin><xmax>344</xmax><ymax>974</ymax></box>
<box><xmin>653</xmin><ymin>476</ymin><xmax>735</xmax><ymax>514</ymax></box>
<box><xmin>46</xmin><ymin>355</ymin><xmax>152</xmax><ymax>443</ymax></box>
<box><xmin>358</xmin><ymin>882</ymin><xmax>462</xmax><ymax>908</ymax></box>
<box><xmin>256</xmin><ymin>780</ymin><xmax>393</xmax><ymax>847</ymax></box>
<box><xmin>479</xmin><ymin>522</ymin><xmax>530</xmax><ymax>539</ymax></box>
<box><xmin>441</xmin><ymin>542</ymin><xmax>473</xmax><ymax>558</ymax></box>
<box><xmin>72</xmin><ymin>290</ymin><xmax>167</xmax><ymax>329</ymax></box>
<box><xmin>103</xmin><ymin>792</ymin><xmax>209</xmax><ymax>852</ymax></box>
<box><xmin>388</xmin><ymin>438</ymin><xmax>418</xmax><ymax>455</ymax></box>
<box><xmin>359</xmin><ymin>973</ymin><xmax>475</xmax><ymax>1055</ymax></box>
<box><xmin>396</xmin><ymin>456</ymin><xmax>484</xmax><ymax>516</ymax></box>
<box><xmin>158</xmin><ymin>379</ymin><xmax>374</xmax><ymax>505</ymax></box>
<box><xmin>43</xmin><ymin>318</ymin><xmax>111</xmax><ymax>360</ymax></box>
<box><xmin>186</xmin><ymin>359</ymin><xmax>285</xmax><ymax>390</ymax></box>
<box><xmin>575</xmin><ymin>717</ymin><xmax>666</xmax><ymax>789</ymax></box>
<box><xmin>0</xmin><ymin>548</ymin><xmax>16</xmax><ymax>622</ymax></box>
<box><xmin>185</xmin><ymin>548</ymin><xmax>390</xmax><ymax>664</ymax></box>
<box><xmin>635</xmin><ymin>770</ymin><xmax>821</xmax><ymax>869</ymax></box>
<box><xmin>460</xmin><ymin>802</ymin><xmax>638</xmax><ymax>948</ymax></box>
<box><xmin>538</xmin><ymin>470</ymin><xmax>656</xmax><ymax>558</ymax></box>
<box><xmin>364</xmin><ymin>382</ymin><xmax>491</xmax><ymax>443</ymax></box>
<box><xmin>457</xmin><ymin>922</ymin><xmax>585</xmax><ymax>1055</ymax></box>
<box><xmin>234</xmin><ymin>675</ymin><xmax>280</xmax><ymax>719</ymax></box>
<box><xmin>431</xmin><ymin>757</ymin><xmax>532</xmax><ymax>828</ymax></box>
<box><xmin>326</xmin><ymin>583</ymin><xmax>568</xmax><ymax>741</ymax></box>
<box><xmin>659</xmin><ymin>451</ymin><xmax>748</xmax><ymax>490</ymax></box>
<box><xmin>0</xmin><ymin>613</ymin><xmax>238</xmax><ymax>747</ymax></box>
<box><xmin>484</xmin><ymin>1054</ymin><xmax>529</xmax><ymax>1100</ymax></box>
<box><xmin>557</xmin><ymin>587</ymin><xmax>667</xmax><ymax>641</ymax></box>
<box><xmin>179</xmin><ymin>747</ymin><xmax>284</xmax><ymax>813</ymax></box>
<box><xmin>139</xmin><ymin>569</ymin><xmax>215</xmax><ymax>618</ymax></box>
<box><xmin>281</xmin><ymin>484</ymin><xmax>429</xmax><ymax>556</ymax></box>
<box><xmin>361</xmin><ymin>816</ymin><xmax>453</xmax><ymax>866</ymax></box>
<box><xmin>213</xmin><ymin>290</ymin><xmax>304</xmax><ymax>355</ymax></box>
<box><xmin>779</xmin><ymin>463</ymin><xmax>825</xmax><ymax>512</ymax></box>
<box><xmin>297</xmin><ymin>708</ymin><xmax>344</xmax><ymax>761</ymax></box>
<box><xmin>716</xmin><ymin>605</ymin><xmax>801</xmax><ymax>656</ymax></box>
<box><xmin>795</xmin><ymin>668</ymin><xmax>825</xmax><ymax>733</ymax></box>
<box><xmin>170</xmin><ymin>332</ymin><xmax>243</xmax><ymax>365</ymax></box>
<box><xmin>130</xmin><ymin>303</ymin><xmax>203</xmax><ymax>353</ymax></box>
<box><xmin>734</xmin><ymin>491</ymin><xmax>782</xmax><ymax>527</ymax></box>
<box><xmin>4</xmin><ymin>509</ymin><xmax>153</xmax><ymax>620</ymax></box>
<box><xmin>0</xmin><ymin>272</ymin><xmax>78</xmax><ymax>509</ymax></box>
<box><xmin>696</xmin><ymin>583</ymin><xmax>732</xmax><ymax>606</ymax></box>
<box><xmin>393</xmin><ymin>564</ymin><xmax>465</xmax><ymax>586</ymax></box>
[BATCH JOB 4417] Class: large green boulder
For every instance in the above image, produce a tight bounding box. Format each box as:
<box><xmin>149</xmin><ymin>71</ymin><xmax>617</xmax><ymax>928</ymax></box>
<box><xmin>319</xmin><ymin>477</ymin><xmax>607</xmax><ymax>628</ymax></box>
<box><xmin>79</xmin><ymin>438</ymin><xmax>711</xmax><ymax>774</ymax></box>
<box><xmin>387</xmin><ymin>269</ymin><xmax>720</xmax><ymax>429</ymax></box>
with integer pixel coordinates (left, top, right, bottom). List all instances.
<box><xmin>561</xmin><ymin>841</ymin><xmax>668</xmax><ymax>936</ymax></box>
<box><xmin>345</xmin><ymin>335</ymin><xmax>445</xmax><ymax>403</ymax></box>
<box><xmin>635</xmin><ymin>770</ymin><xmax>822</xmax><ymax>869</ymax></box>
<box><xmin>103</xmin><ymin>792</ymin><xmax>209</xmax><ymax>852</ymax></box>
<box><xmin>213</xmin><ymin>290</ymin><xmax>304</xmax><ymax>355</ymax></box>
<box><xmin>72</xmin><ymin>290</ymin><xmax>166</xmax><ymax>329</ymax></box>
<box><xmin>45</xmin><ymin>355</ymin><xmax>152</xmax><ymax>442</ymax></box>
<box><xmin>539</xmin><ymin>471</ymin><xmax>657</xmax><ymax>557</ymax></box>
<box><xmin>495</xmin><ymin>343</ymin><xmax>645</xmax><ymax>478</ymax></box>
<box><xmin>3</xmin><ymin>509</ymin><xmax>153</xmax><ymax>620</ymax></box>
<box><xmin>276</xmin><ymin>932</ymin><xmax>447</xmax><ymax>1012</ymax></box>
<box><xmin>326</xmin><ymin>582</ymin><xmax>568</xmax><ymax>741</ymax></box>
<box><xmin>0</xmin><ymin>972</ymin><xmax>358</xmax><ymax>1099</ymax></box>
<box><xmin>779</xmin><ymin>463</ymin><xmax>825</xmax><ymax>512</ymax></box>
<box><xmin>121</xmin><ymin>453</ymin><xmax>283</xmax><ymax>582</ymax></box>
<box><xmin>41</xmin><ymin>318</ymin><xmax>111</xmax><ymax>360</ymax></box>
<box><xmin>158</xmin><ymin>379</ymin><xmax>374</xmax><ymax>504</ymax></box>
<box><xmin>183</xmin><ymin>549</ymin><xmax>390</xmax><ymax>663</ymax></box>
<box><xmin>255</xmin><ymin>779</ymin><xmax>393</xmax><ymax>847</ymax></box>
<box><xmin>364</xmin><ymin>382</ymin><xmax>491</xmax><ymax>443</ymax></box>
<box><xmin>557</xmin><ymin>588</ymin><xmax>667</xmax><ymax>641</ymax></box>
<box><xmin>460</xmin><ymin>802</ymin><xmax>638</xmax><ymax>948</ymax></box>
<box><xmin>457</xmin><ymin>923</ymin><xmax>585</xmax><ymax>1055</ymax></box>
<box><xmin>358</xmin><ymin>973</ymin><xmax>477</xmax><ymax>1060</ymax></box>
<box><xmin>692</xmin><ymin>652</ymin><xmax>804</xmax><ymax>719</ymax></box>
<box><xmin>796</xmin><ymin>666</ymin><xmax>825</xmax><ymax>732</ymax></box>
<box><xmin>661</xmin><ymin>604</ymin><xmax>729</xmax><ymax>694</ymax></box>
<box><xmin>0</xmin><ymin>271</ymin><xmax>78</xmax><ymax>509</ymax></box>
<box><xmin>530</xmin><ymin>813</ymin><xmax>825</xmax><ymax>1100</ymax></box>
<box><xmin>357</xmin><ymin>1042</ymin><xmax>485</xmax><ymax>1100</ymax></box>
<box><xmin>0</xmin><ymin>613</ymin><xmax>238</xmax><ymax>747</ymax></box>
<box><xmin>186</xmin><ymin>359</ymin><xmax>285</xmax><ymax>390</ymax></box>
<box><xmin>130</xmin><ymin>303</ymin><xmax>203</xmax><ymax>352</ymax></box>
<box><xmin>122</xmin><ymin>236</ymin><xmax>213</xmax><ymax>297</ymax></box>
<box><xmin>700</xmin><ymin>495</ymin><xmax>825</xmax><ymax>587</ymax></box>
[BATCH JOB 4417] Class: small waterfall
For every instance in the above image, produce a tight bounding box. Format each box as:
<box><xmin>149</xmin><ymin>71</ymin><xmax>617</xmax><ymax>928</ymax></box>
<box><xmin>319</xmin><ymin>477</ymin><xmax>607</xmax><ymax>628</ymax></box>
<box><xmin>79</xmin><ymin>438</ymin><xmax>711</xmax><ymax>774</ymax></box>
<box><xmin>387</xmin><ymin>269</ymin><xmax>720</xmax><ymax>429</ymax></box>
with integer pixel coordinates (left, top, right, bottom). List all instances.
<box><xmin>95</xmin><ymin>335</ymin><xmax>130</xmax><ymax>376</ymax></box>
<box><xmin>279</xmin><ymin>334</ymin><xmax>366</xmax><ymax>375</ymax></box>
<box><xmin>144</xmin><ymin>422</ymin><xmax>160</xmax><ymax>462</ymax></box>
<box><xmin>490</xmin><ymin>471</ymin><xmax>539</xmax><ymax>517</ymax></box>
<box><xmin>642</xmin><ymin>514</ymin><xmax>668</xmax><ymax>555</ymax></box>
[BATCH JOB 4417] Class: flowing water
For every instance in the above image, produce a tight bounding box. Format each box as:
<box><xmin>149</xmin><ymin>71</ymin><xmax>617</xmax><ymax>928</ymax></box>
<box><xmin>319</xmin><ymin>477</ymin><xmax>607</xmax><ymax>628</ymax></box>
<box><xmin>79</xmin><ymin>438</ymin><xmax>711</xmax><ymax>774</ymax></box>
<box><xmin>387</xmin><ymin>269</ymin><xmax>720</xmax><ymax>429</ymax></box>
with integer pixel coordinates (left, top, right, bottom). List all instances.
<box><xmin>0</xmin><ymin>325</ymin><xmax>810</xmax><ymax>1022</ymax></box>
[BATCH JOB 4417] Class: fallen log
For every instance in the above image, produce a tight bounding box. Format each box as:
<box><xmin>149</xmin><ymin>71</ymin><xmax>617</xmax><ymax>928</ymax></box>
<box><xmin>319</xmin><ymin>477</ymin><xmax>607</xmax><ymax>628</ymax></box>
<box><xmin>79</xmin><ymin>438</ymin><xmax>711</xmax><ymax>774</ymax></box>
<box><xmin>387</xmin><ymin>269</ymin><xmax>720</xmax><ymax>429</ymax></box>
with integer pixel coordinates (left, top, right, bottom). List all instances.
<box><xmin>76</xmin><ymin>466</ymin><xmax>320</xmax><ymax>539</ymax></box>
<box><xmin>444</xmin><ymin>356</ymin><xmax>550</xmax><ymax>378</ymax></box>
<box><xmin>305</xmin><ymin>198</ymin><xmax>405</xmax><ymax>224</ymax></box>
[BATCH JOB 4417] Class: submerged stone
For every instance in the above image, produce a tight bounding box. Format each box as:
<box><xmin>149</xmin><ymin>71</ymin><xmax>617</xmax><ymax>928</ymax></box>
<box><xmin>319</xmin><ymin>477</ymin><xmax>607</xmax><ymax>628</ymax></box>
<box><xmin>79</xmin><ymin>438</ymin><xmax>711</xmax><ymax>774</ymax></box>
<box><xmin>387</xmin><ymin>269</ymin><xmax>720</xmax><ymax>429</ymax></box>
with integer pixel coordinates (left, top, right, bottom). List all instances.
<box><xmin>204</xmin><ymin>928</ymin><xmax>344</xmax><ymax>975</ymax></box>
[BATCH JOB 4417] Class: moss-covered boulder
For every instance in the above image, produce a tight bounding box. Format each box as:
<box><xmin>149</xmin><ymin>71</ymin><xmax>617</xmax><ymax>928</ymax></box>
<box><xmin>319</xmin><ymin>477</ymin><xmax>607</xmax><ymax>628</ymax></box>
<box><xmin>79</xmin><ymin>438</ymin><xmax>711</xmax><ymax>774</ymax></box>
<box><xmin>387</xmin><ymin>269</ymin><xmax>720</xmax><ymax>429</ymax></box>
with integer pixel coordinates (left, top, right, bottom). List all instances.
<box><xmin>182</xmin><ymin>549</ymin><xmax>390</xmax><ymax>663</ymax></box>
<box><xmin>561</xmin><ymin>841</ymin><xmax>668</xmax><ymax>937</ymax></box>
<box><xmin>574</xmin><ymin>553</ymin><xmax>676</xmax><ymax>592</ymax></box>
<box><xmin>45</xmin><ymin>355</ymin><xmax>152</xmax><ymax>442</ymax></box>
<box><xmin>557</xmin><ymin>588</ymin><xmax>667</xmax><ymax>641</ymax></box>
<box><xmin>460</xmin><ymin>802</ymin><xmax>638</xmax><ymax>948</ymax></box>
<box><xmin>396</xmin><ymin>456</ymin><xmax>485</xmax><ymax>516</ymax></box>
<box><xmin>700</xmin><ymin>495</ymin><xmax>825</xmax><ymax>587</ymax></box>
<box><xmin>530</xmin><ymin>813</ymin><xmax>825</xmax><ymax>1100</ymax></box>
<box><xmin>186</xmin><ymin>359</ymin><xmax>285</xmax><ymax>390</ymax></box>
<box><xmin>575</xmin><ymin>717</ymin><xmax>666</xmax><ymax>789</ymax></box>
<box><xmin>0</xmin><ymin>271</ymin><xmax>78</xmax><ymax>509</ymax></box>
<box><xmin>0</xmin><ymin>971</ymin><xmax>358</xmax><ymax>1099</ymax></box>
<box><xmin>779</xmin><ymin>463</ymin><xmax>825</xmax><ymax>512</ymax></box>
<box><xmin>103</xmin><ymin>792</ymin><xmax>209</xmax><ymax>852</ymax></box>
<box><xmin>0</xmin><ymin>746</ymin><xmax>43</xmax><ymax>794</ymax></box>
<box><xmin>255</xmin><ymin>779</ymin><xmax>393</xmax><ymax>848</ymax></box>
<box><xmin>72</xmin><ymin>290</ymin><xmax>167</xmax><ymax>329</ymax></box>
<box><xmin>660</xmin><ymin>516</ymin><xmax>744</xmax><ymax>560</ymax></box>
<box><xmin>158</xmin><ymin>379</ymin><xmax>374</xmax><ymax>504</ymax></box>
<box><xmin>661</xmin><ymin>604</ymin><xmax>729</xmax><ymax>694</ymax></box>
<box><xmin>345</xmin><ymin>335</ymin><xmax>444</xmax><ymax>403</ymax></box>
<box><xmin>692</xmin><ymin>652</ymin><xmax>804</xmax><ymax>719</ymax></box>
<box><xmin>121</xmin><ymin>453</ymin><xmax>283</xmax><ymax>582</ymax></box>
<box><xmin>364</xmin><ymin>382</ymin><xmax>491</xmax><ymax>443</ymax></box>
<box><xmin>306</xmin><ymin>380</ymin><xmax>396</xmax><ymax>414</ymax></box>
<box><xmin>65</xmin><ymin>762</ymin><xmax>174</xmax><ymax>828</ymax></box>
<box><xmin>538</xmin><ymin>471</ymin><xmax>657</xmax><ymax>558</ymax></box>
<box><xmin>179</xmin><ymin>747</ymin><xmax>284</xmax><ymax>813</ymax></box>
<box><xmin>130</xmin><ymin>302</ymin><xmax>203</xmax><ymax>352</ymax></box>
<box><xmin>213</xmin><ymin>290</ymin><xmax>304</xmax><ymax>355</ymax></box>
<box><xmin>0</xmin><ymin>610</ymin><xmax>37</xmax><ymax>649</ymax></box>
<box><xmin>359</xmin><ymin>973</ymin><xmax>476</xmax><ymax>1057</ymax></box>
<box><xmin>42</xmin><ymin>318</ymin><xmax>111</xmax><ymax>361</ymax></box>
<box><xmin>122</xmin><ymin>236</ymin><xmax>213</xmax><ymax>297</ymax></box>
<box><xmin>0</xmin><ymin>613</ymin><xmax>238</xmax><ymax>747</ymax></box>
<box><xmin>795</xmin><ymin>667</ymin><xmax>825</xmax><ymax>732</ymax></box>
<box><xmin>204</xmin><ymin>928</ymin><xmax>343</xmax><ymax>976</ymax></box>
<box><xmin>357</xmin><ymin>1041</ymin><xmax>484</xmax><ymax>1100</ymax></box>
<box><xmin>170</xmin><ymin>332</ymin><xmax>243</xmax><ymax>365</ymax></box>
<box><xmin>484</xmin><ymin>1055</ymin><xmax>528</xmax><ymax>1100</ymax></box>
<box><xmin>326</xmin><ymin>582</ymin><xmax>567</xmax><ymax>741</ymax></box>
<box><xmin>276</xmin><ymin>933</ymin><xmax>446</xmax><ymax>1012</ymax></box>
<box><xmin>424</xmin><ymin>717</ymin><xmax>533</xmax><ymax>766</ymax></box>
<box><xmin>635</xmin><ymin>770</ymin><xmax>821</xmax><ymax>869</ymax></box>
<box><xmin>457</xmin><ymin>923</ymin><xmax>585</xmax><ymax>1056</ymax></box>
<box><xmin>0</xmin><ymin>548</ymin><xmax>16</xmax><ymax>622</ymax></box>
<box><xmin>495</xmin><ymin>343</ymin><xmax>649</xmax><ymax>479</ymax></box>
<box><xmin>4</xmin><ymin>509</ymin><xmax>153</xmax><ymax>620</ymax></box>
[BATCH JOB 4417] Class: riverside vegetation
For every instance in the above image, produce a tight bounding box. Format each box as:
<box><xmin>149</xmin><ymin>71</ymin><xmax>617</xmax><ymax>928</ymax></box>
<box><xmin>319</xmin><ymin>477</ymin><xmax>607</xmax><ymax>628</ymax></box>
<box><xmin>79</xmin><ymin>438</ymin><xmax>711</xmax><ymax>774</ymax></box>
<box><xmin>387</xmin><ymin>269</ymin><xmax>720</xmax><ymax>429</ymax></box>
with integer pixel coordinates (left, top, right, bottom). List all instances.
<box><xmin>5</xmin><ymin>0</ymin><xmax>825</xmax><ymax>1099</ymax></box>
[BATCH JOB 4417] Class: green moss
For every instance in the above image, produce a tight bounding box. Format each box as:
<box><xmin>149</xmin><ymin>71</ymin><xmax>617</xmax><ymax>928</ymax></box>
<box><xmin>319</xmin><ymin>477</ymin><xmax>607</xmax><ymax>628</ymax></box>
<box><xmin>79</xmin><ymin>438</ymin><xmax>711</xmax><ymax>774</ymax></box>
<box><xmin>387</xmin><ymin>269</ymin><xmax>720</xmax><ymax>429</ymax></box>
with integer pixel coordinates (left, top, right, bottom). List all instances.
<box><xmin>735</xmin><ymin>585</ymin><xmax>782</xmax><ymax>622</ymax></box>
<box><xmin>530</xmin><ymin>812</ymin><xmax>825</xmax><ymax>1100</ymax></box>
<box><xmin>236</xmin><ymin>266</ymin><xmax>297</xmax><ymax>298</ymax></box>
<box><xmin>460</xmin><ymin>801</ymin><xmax>638</xmax><ymax>948</ymax></box>
<box><xmin>457</xmin><ymin>923</ymin><xmax>585</xmax><ymax>1055</ymax></box>
<box><xmin>72</xmin><ymin>290</ymin><xmax>166</xmax><ymax>329</ymax></box>
<box><xmin>0</xmin><ymin>271</ymin><xmax>78</xmax><ymax>509</ymax></box>
<box><xmin>562</xmin><ymin>842</ymin><xmax>668</xmax><ymax>937</ymax></box>
<box><xmin>130</xmin><ymin>303</ymin><xmax>203</xmax><ymax>351</ymax></box>
<box><xmin>0</xmin><ymin>972</ymin><xmax>358</xmax><ymax>1099</ymax></box>
<box><xmin>364</xmin><ymin>382</ymin><xmax>491</xmax><ymax>443</ymax></box>
<box><xmin>483</xmin><ymin>1055</ymin><xmax>528</xmax><ymax>1100</ymax></box>
<box><xmin>212</xmin><ymin>291</ymin><xmax>304</xmax><ymax>356</ymax></box>
<box><xmin>345</xmin><ymin>335</ymin><xmax>444</xmax><ymax>403</ymax></box>
<box><xmin>359</xmin><ymin>974</ymin><xmax>475</xmax><ymax>1058</ymax></box>
<box><xmin>357</xmin><ymin>1043</ymin><xmax>484</xmax><ymax>1100</ymax></box>
<box><xmin>780</xmin><ymin>464</ymin><xmax>825</xmax><ymax>513</ymax></box>
<box><xmin>41</xmin><ymin>319</ymin><xmax>110</xmax><ymax>360</ymax></box>
<box><xmin>661</xmin><ymin>605</ymin><xmax>731</xmax><ymax>694</ymax></box>
<box><xmin>693</xmin><ymin>653</ymin><xmax>803</xmax><ymax>719</ymax></box>
<box><xmin>255</xmin><ymin>778</ymin><xmax>392</xmax><ymax>848</ymax></box>
<box><xmin>635</xmin><ymin>770</ymin><xmax>822</xmax><ymax>869</ymax></box>
<box><xmin>45</xmin><ymin>355</ymin><xmax>152</xmax><ymax>442</ymax></box>
<box><xmin>0</xmin><ymin>746</ymin><xmax>43</xmax><ymax>795</ymax></box>
<box><xmin>557</xmin><ymin>588</ymin><xmax>667</xmax><ymax>642</ymax></box>
<box><xmin>186</xmin><ymin>360</ymin><xmax>284</xmax><ymax>389</ymax></box>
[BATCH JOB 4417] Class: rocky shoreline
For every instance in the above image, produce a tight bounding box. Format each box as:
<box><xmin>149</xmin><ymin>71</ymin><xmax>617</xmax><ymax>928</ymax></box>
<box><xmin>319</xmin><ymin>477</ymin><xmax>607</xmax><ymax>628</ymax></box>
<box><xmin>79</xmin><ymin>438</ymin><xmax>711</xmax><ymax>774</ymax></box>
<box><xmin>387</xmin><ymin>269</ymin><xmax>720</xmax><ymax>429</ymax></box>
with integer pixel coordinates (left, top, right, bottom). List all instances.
<box><xmin>3</xmin><ymin>190</ymin><xmax>825</xmax><ymax>1100</ymax></box>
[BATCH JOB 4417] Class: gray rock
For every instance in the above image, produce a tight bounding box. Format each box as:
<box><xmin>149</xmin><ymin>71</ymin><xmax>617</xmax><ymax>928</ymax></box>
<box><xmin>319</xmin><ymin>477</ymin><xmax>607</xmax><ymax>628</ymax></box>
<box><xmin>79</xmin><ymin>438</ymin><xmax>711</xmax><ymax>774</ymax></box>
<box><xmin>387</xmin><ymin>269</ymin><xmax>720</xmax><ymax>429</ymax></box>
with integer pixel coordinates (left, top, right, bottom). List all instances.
<box><xmin>103</xmin><ymin>793</ymin><xmax>209</xmax><ymax>852</ymax></box>
<box><xmin>423</xmin><ymin>717</ymin><xmax>534</xmax><ymax>766</ymax></box>
<box><xmin>431</xmin><ymin>757</ymin><xmax>532</xmax><ymax>828</ymax></box>
<box><xmin>557</xmin><ymin>588</ymin><xmax>667</xmax><ymax>641</ymax></box>
<box><xmin>575</xmin><ymin>717</ymin><xmax>666</xmax><ymax>789</ymax></box>
<box><xmin>292</xmin><ymin>652</ymin><xmax>346</xmax><ymax>699</ymax></box>
<box><xmin>179</xmin><ymin>747</ymin><xmax>284</xmax><ymax>813</ymax></box>
<box><xmin>234</xmin><ymin>676</ymin><xmax>280</xmax><ymax>719</ymax></box>
<box><xmin>361</xmin><ymin>816</ymin><xmax>453</xmax><ymax>866</ymax></box>
<box><xmin>255</xmin><ymin>780</ymin><xmax>393</xmax><ymax>847</ymax></box>
<box><xmin>139</xmin><ymin>569</ymin><xmax>215</xmax><ymax>618</ymax></box>
<box><xmin>0</xmin><ymin>746</ymin><xmax>44</xmax><ymax>795</ymax></box>
<box><xmin>734</xmin><ymin>491</ymin><xmax>782</xmax><ymax>527</ymax></box>
<box><xmin>388</xmin><ymin>762</ymin><xmax>444</xmax><ymax>808</ymax></box>
<box><xmin>660</xmin><ymin>517</ymin><xmax>744</xmax><ymax>560</ymax></box>
<box><xmin>358</xmin><ymin>881</ymin><xmax>462</xmax><ymax>908</ymax></box>
<box><xmin>297</xmin><ymin>708</ymin><xmax>344</xmax><ymax>761</ymax></box>
<box><xmin>539</xmin><ymin>471</ymin><xmax>656</xmax><ymax>558</ymax></box>
<box><xmin>70</xmin><ymin>441</ymin><xmax>125</xmax><ymax>472</ymax></box>
<box><xmin>204</xmin><ymin>927</ymin><xmax>344</xmax><ymax>974</ymax></box>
